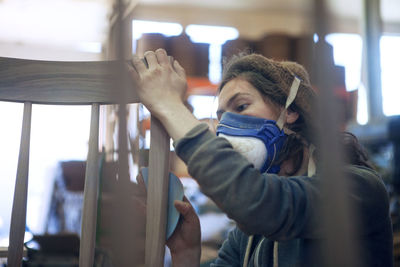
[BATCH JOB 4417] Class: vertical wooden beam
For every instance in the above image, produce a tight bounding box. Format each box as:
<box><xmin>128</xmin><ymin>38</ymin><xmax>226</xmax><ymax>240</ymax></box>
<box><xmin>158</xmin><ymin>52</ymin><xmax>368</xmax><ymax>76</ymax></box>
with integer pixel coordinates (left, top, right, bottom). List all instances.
<box><xmin>362</xmin><ymin>0</ymin><xmax>383</xmax><ymax>121</ymax></box>
<box><xmin>107</xmin><ymin>1</ymin><xmax>171</xmax><ymax>265</ymax></box>
<box><xmin>107</xmin><ymin>0</ymin><xmax>140</xmax><ymax>266</ymax></box>
<box><xmin>313</xmin><ymin>0</ymin><xmax>361</xmax><ymax>266</ymax></box>
<box><xmin>8</xmin><ymin>102</ymin><xmax>32</xmax><ymax>267</ymax></box>
<box><xmin>145</xmin><ymin>116</ymin><xmax>170</xmax><ymax>267</ymax></box>
<box><xmin>79</xmin><ymin>103</ymin><xmax>100</xmax><ymax>267</ymax></box>
<box><xmin>104</xmin><ymin>105</ymin><xmax>116</xmax><ymax>161</ymax></box>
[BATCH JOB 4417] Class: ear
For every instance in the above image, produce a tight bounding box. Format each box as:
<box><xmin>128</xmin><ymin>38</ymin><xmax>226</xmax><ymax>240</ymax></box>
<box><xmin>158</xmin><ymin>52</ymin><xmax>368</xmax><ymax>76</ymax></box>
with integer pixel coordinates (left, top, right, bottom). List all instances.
<box><xmin>286</xmin><ymin>109</ymin><xmax>299</xmax><ymax>124</ymax></box>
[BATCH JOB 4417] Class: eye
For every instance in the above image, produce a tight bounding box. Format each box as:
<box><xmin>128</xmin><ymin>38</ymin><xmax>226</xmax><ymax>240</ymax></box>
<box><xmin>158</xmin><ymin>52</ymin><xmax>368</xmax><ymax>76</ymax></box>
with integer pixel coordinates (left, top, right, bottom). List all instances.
<box><xmin>236</xmin><ymin>104</ymin><xmax>249</xmax><ymax>112</ymax></box>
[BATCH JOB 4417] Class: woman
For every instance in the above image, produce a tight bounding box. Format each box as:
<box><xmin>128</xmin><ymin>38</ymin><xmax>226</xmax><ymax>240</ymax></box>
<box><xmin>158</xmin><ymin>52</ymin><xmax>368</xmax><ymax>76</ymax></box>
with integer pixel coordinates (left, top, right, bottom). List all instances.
<box><xmin>129</xmin><ymin>49</ymin><xmax>393</xmax><ymax>266</ymax></box>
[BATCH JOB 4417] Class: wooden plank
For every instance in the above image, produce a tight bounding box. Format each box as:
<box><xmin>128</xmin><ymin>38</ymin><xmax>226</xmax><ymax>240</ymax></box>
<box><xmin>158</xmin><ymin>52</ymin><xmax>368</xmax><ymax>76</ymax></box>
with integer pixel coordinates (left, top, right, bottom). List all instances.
<box><xmin>145</xmin><ymin>116</ymin><xmax>170</xmax><ymax>267</ymax></box>
<box><xmin>8</xmin><ymin>102</ymin><xmax>32</xmax><ymax>267</ymax></box>
<box><xmin>0</xmin><ymin>247</ymin><xmax>27</xmax><ymax>258</ymax></box>
<box><xmin>79</xmin><ymin>104</ymin><xmax>100</xmax><ymax>267</ymax></box>
<box><xmin>0</xmin><ymin>57</ymin><xmax>139</xmax><ymax>104</ymax></box>
<box><xmin>106</xmin><ymin>1</ymin><xmax>143</xmax><ymax>265</ymax></box>
<box><xmin>313</xmin><ymin>0</ymin><xmax>360</xmax><ymax>266</ymax></box>
<box><xmin>109</xmin><ymin>0</ymin><xmax>140</xmax><ymax>27</ymax></box>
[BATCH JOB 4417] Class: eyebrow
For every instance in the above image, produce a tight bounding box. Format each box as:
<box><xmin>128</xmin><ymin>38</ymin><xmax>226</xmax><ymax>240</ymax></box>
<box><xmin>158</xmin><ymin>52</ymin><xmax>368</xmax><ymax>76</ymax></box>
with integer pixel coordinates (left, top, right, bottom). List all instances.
<box><xmin>216</xmin><ymin>92</ymin><xmax>252</xmax><ymax>117</ymax></box>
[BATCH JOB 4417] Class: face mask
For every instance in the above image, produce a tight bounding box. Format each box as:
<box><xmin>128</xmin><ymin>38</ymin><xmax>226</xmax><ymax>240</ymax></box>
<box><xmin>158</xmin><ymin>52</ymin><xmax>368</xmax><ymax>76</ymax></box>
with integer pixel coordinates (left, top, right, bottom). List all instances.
<box><xmin>216</xmin><ymin>112</ymin><xmax>286</xmax><ymax>174</ymax></box>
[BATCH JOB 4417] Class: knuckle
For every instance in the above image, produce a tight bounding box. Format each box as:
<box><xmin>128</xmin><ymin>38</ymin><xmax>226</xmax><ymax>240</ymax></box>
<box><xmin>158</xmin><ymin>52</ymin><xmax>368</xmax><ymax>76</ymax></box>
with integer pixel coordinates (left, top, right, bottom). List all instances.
<box><xmin>131</xmin><ymin>56</ymin><xmax>139</xmax><ymax>62</ymax></box>
<box><xmin>155</xmin><ymin>48</ymin><xmax>166</xmax><ymax>54</ymax></box>
<box><xmin>144</xmin><ymin>50</ymin><xmax>154</xmax><ymax>57</ymax></box>
<box><xmin>153</xmin><ymin>67</ymin><xmax>163</xmax><ymax>75</ymax></box>
<box><xmin>132</xmin><ymin>57</ymin><xmax>142</xmax><ymax>65</ymax></box>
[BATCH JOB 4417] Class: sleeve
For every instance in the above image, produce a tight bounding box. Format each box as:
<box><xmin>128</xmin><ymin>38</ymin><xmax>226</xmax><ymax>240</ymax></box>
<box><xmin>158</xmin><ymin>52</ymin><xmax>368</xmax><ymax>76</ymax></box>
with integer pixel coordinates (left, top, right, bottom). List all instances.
<box><xmin>210</xmin><ymin>227</ymin><xmax>244</xmax><ymax>267</ymax></box>
<box><xmin>173</xmin><ymin>124</ymin><xmax>391</xmax><ymax>241</ymax></box>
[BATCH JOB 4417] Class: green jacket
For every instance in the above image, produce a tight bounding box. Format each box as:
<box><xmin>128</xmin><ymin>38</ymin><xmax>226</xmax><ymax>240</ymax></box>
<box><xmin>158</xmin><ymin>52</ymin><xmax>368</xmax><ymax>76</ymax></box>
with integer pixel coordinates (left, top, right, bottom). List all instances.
<box><xmin>174</xmin><ymin>124</ymin><xmax>393</xmax><ymax>267</ymax></box>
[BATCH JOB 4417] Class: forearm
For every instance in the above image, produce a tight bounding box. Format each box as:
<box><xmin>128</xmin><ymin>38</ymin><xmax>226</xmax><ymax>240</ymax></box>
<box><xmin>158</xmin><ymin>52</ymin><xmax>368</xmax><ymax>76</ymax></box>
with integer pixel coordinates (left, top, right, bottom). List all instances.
<box><xmin>153</xmin><ymin>102</ymin><xmax>202</xmax><ymax>141</ymax></box>
<box><xmin>170</xmin><ymin>248</ymin><xmax>201</xmax><ymax>267</ymax></box>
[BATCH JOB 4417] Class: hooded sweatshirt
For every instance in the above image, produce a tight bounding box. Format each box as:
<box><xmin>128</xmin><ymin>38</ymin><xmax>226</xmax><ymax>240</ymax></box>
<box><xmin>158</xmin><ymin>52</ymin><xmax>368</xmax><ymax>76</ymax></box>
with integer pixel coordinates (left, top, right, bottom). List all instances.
<box><xmin>173</xmin><ymin>123</ymin><xmax>393</xmax><ymax>267</ymax></box>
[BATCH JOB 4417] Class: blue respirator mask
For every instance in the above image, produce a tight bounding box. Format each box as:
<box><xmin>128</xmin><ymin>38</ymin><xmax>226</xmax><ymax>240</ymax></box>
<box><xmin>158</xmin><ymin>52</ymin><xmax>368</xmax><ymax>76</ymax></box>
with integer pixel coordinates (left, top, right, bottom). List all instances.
<box><xmin>216</xmin><ymin>112</ymin><xmax>286</xmax><ymax>174</ymax></box>
<box><xmin>215</xmin><ymin>76</ymin><xmax>302</xmax><ymax>174</ymax></box>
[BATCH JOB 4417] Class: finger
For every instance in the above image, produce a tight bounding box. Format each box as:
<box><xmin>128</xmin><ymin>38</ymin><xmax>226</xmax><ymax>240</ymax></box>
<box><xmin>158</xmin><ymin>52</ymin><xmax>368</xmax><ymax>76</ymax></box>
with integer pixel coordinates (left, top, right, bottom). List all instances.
<box><xmin>174</xmin><ymin>199</ymin><xmax>198</xmax><ymax>223</ymax></box>
<box><xmin>126</xmin><ymin>63</ymin><xmax>140</xmax><ymax>82</ymax></box>
<box><xmin>168</xmin><ymin>56</ymin><xmax>175</xmax><ymax>67</ymax></box>
<box><xmin>143</xmin><ymin>51</ymin><xmax>158</xmax><ymax>69</ymax></box>
<box><xmin>131</xmin><ymin>55</ymin><xmax>147</xmax><ymax>74</ymax></box>
<box><xmin>182</xmin><ymin>195</ymin><xmax>191</xmax><ymax>203</ymax></box>
<box><xmin>173</xmin><ymin>60</ymin><xmax>186</xmax><ymax>79</ymax></box>
<box><xmin>155</xmin><ymin>48</ymin><xmax>169</xmax><ymax>66</ymax></box>
<box><xmin>174</xmin><ymin>200</ymin><xmax>190</xmax><ymax>216</ymax></box>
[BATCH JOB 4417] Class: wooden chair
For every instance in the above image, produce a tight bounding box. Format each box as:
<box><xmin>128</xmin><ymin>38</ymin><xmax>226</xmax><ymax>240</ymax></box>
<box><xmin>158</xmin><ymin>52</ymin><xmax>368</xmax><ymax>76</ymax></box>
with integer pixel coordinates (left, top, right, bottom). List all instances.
<box><xmin>0</xmin><ymin>56</ymin><xmax>170</xmax><ymax>266</ymax></box>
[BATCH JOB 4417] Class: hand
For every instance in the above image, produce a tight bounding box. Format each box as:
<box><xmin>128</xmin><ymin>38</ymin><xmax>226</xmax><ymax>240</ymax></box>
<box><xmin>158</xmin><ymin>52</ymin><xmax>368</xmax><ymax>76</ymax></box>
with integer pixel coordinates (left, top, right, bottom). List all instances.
<box><xmin>167</xmin><ymin>197</ymin><xmax>201</xmax><ymax>267</ymax></box>
<box><xmin>128</xmin><ymin>49</ymin><xmax>187</xmax><ymax>119</ymax></box>
<box><xmin>136</xmin><ymin>170</ymin><xmax>201</xmax><ymax>267</ymax></box>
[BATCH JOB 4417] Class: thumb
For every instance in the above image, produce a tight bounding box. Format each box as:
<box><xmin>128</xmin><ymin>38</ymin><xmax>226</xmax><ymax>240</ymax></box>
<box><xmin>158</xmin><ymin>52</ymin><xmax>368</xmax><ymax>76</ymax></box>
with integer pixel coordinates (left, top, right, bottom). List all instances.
<box><xmin>174</xmin><ymin>198</ymin><xmax>197</xmax><ymax>223</ymax></box>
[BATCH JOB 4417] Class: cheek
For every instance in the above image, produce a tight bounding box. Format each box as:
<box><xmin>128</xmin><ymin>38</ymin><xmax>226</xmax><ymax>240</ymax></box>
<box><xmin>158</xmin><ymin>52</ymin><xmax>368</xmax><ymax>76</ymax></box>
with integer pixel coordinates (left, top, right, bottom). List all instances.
<box><xmin>245</xmin><ymin>104</ymin><xmax>280</xmax><ymax>121</ymax></box>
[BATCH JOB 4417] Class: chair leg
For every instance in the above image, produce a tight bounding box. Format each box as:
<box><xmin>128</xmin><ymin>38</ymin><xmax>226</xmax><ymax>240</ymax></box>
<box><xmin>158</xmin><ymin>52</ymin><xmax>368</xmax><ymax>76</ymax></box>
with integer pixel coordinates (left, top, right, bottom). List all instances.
<box><xmin>8</xmin><ymin>102</ymin><xmax>32</xmax><ymax>267</ymax></box>
<box><xmin>145</xmin><ymin>116</ymin><xmax>170</xmax><ymax>267</ymax></box>
<box><xmin>79</xmin><ymin>104</ymin><xmax>100</xmax><ymax>267</ymax></box>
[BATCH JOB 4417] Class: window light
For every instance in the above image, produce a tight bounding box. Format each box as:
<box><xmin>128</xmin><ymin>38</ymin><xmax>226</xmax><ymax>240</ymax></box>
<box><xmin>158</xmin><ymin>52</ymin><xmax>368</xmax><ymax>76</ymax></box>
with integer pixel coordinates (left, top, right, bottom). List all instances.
<box><xmin>185</xmin><ymin>24</ymin><xmax>239</xmax><ymax>45</ymax></box>
<box><xmin>325</xmin><ymin>33</ymin><xmax>363</xmax><ymax>92</ymax></box>
<box><xmin>185</xmin><ymin>24</ymin><xmax>239</xmax><ymax>84</ymax></box>
<box><xmin>76</xmin><ymin>42</ymin><xmax>102</xmax><ymax>53</ymax></box>
<box><xmin>380</xmin><ymin>35</ymin><xmax>400</xmax><ymax>116</ymax></box>
<box><xmin>325</xmin><ymin>33</ymin><xmax>367</xmax><ymax>124</ymax></box>
<box><xmin>132</xmin><ymin>20</ymin><xmax>183</xmax><ymax>40</ymax></box>
<box><xmin>131</xmin><ymin>20</ymin><xmax>183</xmax><ymax>53</ymax></box>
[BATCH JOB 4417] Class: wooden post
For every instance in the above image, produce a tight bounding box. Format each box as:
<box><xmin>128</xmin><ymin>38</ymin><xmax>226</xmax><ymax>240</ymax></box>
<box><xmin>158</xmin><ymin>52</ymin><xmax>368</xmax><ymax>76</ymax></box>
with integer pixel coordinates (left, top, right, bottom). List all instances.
<box><xmin>145</xmin><ymin>117</ymin><xmax>170</xmax><ymax>266</ymax></box>
<box><xmin>8</xmin><ymin>102</ymin><xmax>32</xmax><ymax>267</ymax></box>
<box><xmin>79</xmin><ymin>103</ymin><xmax>100</xmax><ymax>267</ymax></box>
<box><xmin>109</xmin><ymin>1</ymin><xmax>172</xmax><ymax>265</ymax></box>
<box><xmin>313</xmin><ymin>0</ymin><xmax>361</xmax><ymax>266</ymax></box>
<box><xmin>362</xmin><ymin>0</ymin><xmax>384</xmax><ymax>121</ymax></box>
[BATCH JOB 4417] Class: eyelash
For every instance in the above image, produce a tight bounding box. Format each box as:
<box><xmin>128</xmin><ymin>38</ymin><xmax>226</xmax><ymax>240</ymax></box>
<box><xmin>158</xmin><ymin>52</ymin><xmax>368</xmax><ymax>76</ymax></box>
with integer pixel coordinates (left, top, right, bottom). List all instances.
<box><xmin>236</xmin><ymin>104</ymin><xmax>249</xmax><ymax>112</ymax></box>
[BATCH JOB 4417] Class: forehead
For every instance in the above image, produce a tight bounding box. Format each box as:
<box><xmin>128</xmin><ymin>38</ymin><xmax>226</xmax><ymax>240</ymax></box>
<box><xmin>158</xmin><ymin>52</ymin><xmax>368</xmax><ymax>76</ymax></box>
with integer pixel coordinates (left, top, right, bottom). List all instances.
<box><xmin>218</xmin><ymin>78</ymin><xmax>262</xmax><ymax>105</ymax></box>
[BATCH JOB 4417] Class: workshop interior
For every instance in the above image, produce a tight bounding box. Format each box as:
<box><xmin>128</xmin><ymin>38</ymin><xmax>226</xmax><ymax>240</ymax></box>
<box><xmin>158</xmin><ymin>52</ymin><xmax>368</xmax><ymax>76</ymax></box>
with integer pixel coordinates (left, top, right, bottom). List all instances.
<box><xmin>0</xmin><ymin>0</ymin><xmax>400</xmax><ymax>266</ymax></box>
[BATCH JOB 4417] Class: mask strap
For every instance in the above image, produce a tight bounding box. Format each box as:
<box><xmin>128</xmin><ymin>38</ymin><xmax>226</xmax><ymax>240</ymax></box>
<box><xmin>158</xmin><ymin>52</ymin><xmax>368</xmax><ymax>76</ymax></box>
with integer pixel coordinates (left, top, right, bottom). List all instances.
<box><xmin>276</xmin><ymin>76</ymin><xmax>316</xmax><ymax>177</ymax></box>
<box><xmin>276</xmin><ymin>76</ymin><xmax>301</xmax><ymax>130</ymax></box>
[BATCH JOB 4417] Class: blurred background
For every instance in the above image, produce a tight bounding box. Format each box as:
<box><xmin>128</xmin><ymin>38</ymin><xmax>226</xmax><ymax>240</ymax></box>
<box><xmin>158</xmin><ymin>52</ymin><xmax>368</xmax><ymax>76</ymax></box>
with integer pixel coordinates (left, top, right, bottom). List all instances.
<box><xmin>0</xmin><ymin>0</ymin><xmax>399</xmax><ymax>266</ymax></box>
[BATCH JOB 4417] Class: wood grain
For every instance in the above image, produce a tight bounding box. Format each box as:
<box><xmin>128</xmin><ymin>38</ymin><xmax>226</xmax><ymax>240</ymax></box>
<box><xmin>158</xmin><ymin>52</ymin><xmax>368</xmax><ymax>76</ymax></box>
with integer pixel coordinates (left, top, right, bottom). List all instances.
<box><xmin>0</xmin><ymin>247</ymin><xmax>27</xmax><ymax>258</ymax></box>
<box><xmin>145</xmin><ymin>116</ymin><xmax>170</xmax><ymax>267</ymax></box>
<box><xmin>8</xmin><ymin>102</ymin><xmax>32</xmax><ymax>267</ymax></box>
<box><xmin>79</xmin><ymin>104</ymin><xmax>100</xmax><ymax>267</ymax></box>
<box><xmin>0</xmin><ymin>57</ymin><xmax>139</xmax><ymax>105</ymax></box>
